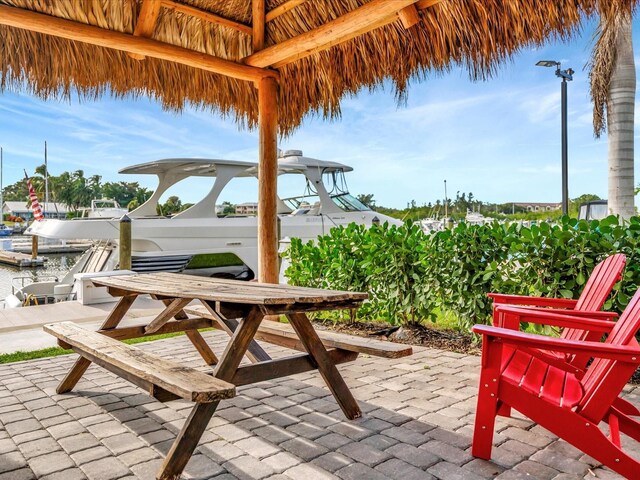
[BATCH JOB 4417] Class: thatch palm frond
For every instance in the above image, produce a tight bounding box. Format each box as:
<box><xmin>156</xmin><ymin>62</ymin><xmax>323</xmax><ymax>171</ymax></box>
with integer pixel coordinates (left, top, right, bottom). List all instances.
<box><xmin>589</xmin><ymin>2</ymin><xmax>634</xmax><ymax>137</ymax></box>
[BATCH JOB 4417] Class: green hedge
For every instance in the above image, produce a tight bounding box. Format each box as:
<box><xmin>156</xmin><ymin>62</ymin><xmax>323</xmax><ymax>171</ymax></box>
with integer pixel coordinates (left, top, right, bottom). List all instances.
<box><xmin>283</xmin><ymin>216</ymin><xmax>640</xmax><ymax>330</ymax></box>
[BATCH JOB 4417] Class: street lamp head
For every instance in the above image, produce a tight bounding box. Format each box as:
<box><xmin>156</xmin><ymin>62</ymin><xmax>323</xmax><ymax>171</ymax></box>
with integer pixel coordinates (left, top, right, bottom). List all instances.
<box><xmin>536</xmin><ymin>60</ymin><xmax>560</xmax><ymax>68</ymax></box>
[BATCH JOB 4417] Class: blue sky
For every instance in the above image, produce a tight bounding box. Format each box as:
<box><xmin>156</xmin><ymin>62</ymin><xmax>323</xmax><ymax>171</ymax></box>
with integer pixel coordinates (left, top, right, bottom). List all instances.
<box><xmin>0</xmin><ymin>16</ymin><xmax>639</xmax><ymax>209</ymax></box>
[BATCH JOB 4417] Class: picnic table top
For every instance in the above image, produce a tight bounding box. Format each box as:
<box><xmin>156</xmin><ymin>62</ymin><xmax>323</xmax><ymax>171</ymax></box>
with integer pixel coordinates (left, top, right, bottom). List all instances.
<box><xmin>91</xmin><ymin>272</ymin><xmax>369</xmax><ymax>306</ymax></box>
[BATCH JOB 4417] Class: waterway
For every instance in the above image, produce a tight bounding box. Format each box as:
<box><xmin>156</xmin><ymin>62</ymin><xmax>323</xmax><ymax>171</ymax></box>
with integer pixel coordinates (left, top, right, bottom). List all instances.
<box><xmin>0</xmin><ymin>235</ymin><xmax>81</xmax><ymax>298</ymax></box>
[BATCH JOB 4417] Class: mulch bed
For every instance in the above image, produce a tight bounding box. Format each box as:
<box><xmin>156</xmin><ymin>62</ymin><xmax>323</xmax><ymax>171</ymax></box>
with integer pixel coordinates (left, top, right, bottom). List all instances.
<box><xmin>315</xmin><ymin>319</ymin><xmax>640</xmax><ymax>385</ymax></box>
<box><xmin>314</xmin><ymin>319</ymin><xmax>481</xmax><ymax>356</ymax></box>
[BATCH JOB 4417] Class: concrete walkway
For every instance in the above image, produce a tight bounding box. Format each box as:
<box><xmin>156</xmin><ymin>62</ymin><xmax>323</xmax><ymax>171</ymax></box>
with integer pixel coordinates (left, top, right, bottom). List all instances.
<box><xmin>0</xmin><ymin>297</ymin><xmax>164</xmax><ymax>354</ymax></box>
<box><xmin>1</xmin><ymin>330</ymin><xmax>638</xmax><ymax>480</ymax></box>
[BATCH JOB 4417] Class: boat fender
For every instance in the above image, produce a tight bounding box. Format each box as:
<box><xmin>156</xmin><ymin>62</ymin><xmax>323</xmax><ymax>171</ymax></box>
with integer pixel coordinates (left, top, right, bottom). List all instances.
<box><xmin>4</xmin><ymin>294</ymin><xmax>23</xmax><ymax>309</ymax></box>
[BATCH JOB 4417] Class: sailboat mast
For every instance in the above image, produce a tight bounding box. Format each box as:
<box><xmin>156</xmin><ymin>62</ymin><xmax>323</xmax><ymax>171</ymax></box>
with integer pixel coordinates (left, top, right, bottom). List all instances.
<box><xmin>444</xmin><ymin>179</ymin><xmax>448</xmax><ymax>218</ymax></box>
<box><xmin>44</xmin><ymin>141</ymin><xmax>48</xmax><ymax>216</ymax></box>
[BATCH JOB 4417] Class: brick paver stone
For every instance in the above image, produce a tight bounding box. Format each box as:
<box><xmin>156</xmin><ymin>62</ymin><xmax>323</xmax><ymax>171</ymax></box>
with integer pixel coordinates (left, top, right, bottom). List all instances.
<box><xmin>0</xmin><ymin>332</ymin><xmax>636</xmax><ymax>480</ymax></box>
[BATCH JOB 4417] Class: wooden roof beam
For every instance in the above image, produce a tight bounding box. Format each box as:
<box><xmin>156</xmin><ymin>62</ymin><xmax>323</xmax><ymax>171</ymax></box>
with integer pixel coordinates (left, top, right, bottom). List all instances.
<box><xmin>252</xmin><ymin>0</ymin><xmax>265</xmax><ymax>51</ymax></box>
<box><xmin>416</xmin><ymin>0</ymin><xmax>445</xmax><ymax>9</ymax></box>
<box><xmin>130</xmin><ymin>0</ymin><xmax>162</xmax><ymax>60</ymax></box>
<box><xmin>161</xmin><ymin>0</ymin><xmax>252</xmax><ymax>36</ymax></box>
<box><xmin>0</xmin><ymin>5</ymin><xmax>278</xmax><ymax>83</ymax></box>
<box><xmin>265</xmin><ymin>0</ymin><xmax>309</xmax><ymax>23</ymax></box>
<box><xmin>243</xmin><ymin>0</ymin><xmax>420</xmax><ymax>69</ymax></box>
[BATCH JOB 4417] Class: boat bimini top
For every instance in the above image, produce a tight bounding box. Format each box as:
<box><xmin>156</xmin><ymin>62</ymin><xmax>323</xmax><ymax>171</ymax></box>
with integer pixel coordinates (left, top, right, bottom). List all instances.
<box><xmin>123</xmin><ymin>150</ymin><xmax>365</xmax><ymax>219</ymax></box>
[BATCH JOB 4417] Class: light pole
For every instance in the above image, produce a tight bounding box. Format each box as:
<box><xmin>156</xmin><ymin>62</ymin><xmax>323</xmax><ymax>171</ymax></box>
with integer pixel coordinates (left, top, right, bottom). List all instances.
<box><xmin>536</xmin><ymin>60</ymin><xmax>574</xmax><ymax>216</ymax></box>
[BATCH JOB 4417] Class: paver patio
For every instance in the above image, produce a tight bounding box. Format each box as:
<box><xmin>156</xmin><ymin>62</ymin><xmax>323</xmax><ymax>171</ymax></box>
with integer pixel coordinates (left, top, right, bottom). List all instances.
<box><xmin>1</xmin><ymin>329</ymin><xmax>638</xmax><ymax>480</ymax></box>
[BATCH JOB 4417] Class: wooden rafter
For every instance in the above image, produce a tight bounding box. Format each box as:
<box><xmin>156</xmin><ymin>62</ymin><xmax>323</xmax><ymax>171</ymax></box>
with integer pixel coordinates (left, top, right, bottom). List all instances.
<box><xmin>130</xmin><ymin>0</ymin><xmax>162</xmax><ymax>60</ymax></box>
<box><xmin>265</xmin><ymin>0</ymin><xmax>309</xmax><ymax>23</ymax></box>
<box><xmin>252</xmin><ymin>0</ymin><xmax>266</xmax><ymax>52</ymax></box>
<box><xmin>398</xmin><ymin>5</ymin><xmax>420</xmax><ymax>29</ymax></box>
<box><xmin>243</xmin><ymin>0</ymin><xmax>420</xmax><ymax>69</ymax></box>
<box><xmin>0</xmin><ymin>5</ymin><xmax>277</xmax><ymax>82</ymax></box>
<box><xmin>161</xmin><ymin>0</ymin><xmax>252</xmax><ymax>36</ymax></box>
<box><xmin>417</xmin><ymin>0</ymin><xmax>444</xmax><ymax>9</ymax></box>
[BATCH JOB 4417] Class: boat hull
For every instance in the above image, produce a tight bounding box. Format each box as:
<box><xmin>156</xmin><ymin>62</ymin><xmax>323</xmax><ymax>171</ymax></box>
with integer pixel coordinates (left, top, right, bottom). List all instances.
<box><xmin>26</xmin><ymin>211</ymin><xmax>397</xmax><ymax>274</ymax></box>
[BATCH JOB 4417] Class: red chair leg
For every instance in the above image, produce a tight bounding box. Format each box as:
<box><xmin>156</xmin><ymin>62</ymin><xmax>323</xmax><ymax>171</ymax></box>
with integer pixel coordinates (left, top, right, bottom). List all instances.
<box><xmin>472</xmin><ymin>338</ymin><xmax>502</xmax><ymax>459</ymax></box>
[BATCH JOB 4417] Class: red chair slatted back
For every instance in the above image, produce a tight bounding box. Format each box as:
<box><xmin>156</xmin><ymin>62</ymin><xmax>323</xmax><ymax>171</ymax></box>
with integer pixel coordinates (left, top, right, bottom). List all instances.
<box><xmin>578</xmin><ymin>288</ymin><xmax>640</xmax><ymax>422</ymax></box>
<box><xmin>562</xmin><ymin>253</ymin><xmax>626</xmax><ymax>342</ymax></box>
<box><xmin>574</xmin><ymin>253</ymin><xmax>626</xmax><ymax>312</ymax></box>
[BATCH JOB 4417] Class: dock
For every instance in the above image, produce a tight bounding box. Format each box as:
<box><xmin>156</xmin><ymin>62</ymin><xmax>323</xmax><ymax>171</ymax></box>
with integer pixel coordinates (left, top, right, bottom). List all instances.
<box><xmin>10</xmin><ymin>239</ymin><xmax>91</xmax><ymax>254</ymax></box>
<box><xmin>0</xmin><ymin>250</ymin><xmax>46</xmax><ymax>267</ymax></box>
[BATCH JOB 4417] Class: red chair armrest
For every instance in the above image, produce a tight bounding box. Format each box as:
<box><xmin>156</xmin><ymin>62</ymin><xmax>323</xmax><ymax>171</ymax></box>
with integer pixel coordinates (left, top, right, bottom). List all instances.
<box><xmin>487</xmin><ymin>293</ymin><xmax>578</xmax><ymax>309</ymax></box>
<box><xmin>473</xmin><ymin>325</ymin><xmax>640</xmax><ymax>361</ymax></box>
<box><xmin>494</xmin><ymin>305</ymin><xmax>615</xmax><ymax>333</ymax></box>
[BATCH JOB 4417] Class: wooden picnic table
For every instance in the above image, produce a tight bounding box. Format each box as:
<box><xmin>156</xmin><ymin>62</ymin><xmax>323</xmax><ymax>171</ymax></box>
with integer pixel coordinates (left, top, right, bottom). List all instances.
<box><xmin>45</xmin><ymin>272</ymin><xmax>412</xmax><ymax>480</ymax></box>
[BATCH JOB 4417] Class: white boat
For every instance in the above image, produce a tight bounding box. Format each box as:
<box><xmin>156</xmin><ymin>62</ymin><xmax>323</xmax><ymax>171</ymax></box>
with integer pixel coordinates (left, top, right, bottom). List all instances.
<box><xmin>465</xmin><ymin>211</ymin><xmax>489</xmax><ymax>225</ymax></box>
<box><xmin>80</xmin><ymin>198</ymin><xmax>129</xmax><ymax>219</ymax></box>
<box><xmin>419</xmin><ymin>218</ymin><xmax>443</xmax><ymax>233</ymax></box>
<box><xmin>16</xmin><ymin>150</ymin><xmax>399</xmax><ymax>305</ymax></box>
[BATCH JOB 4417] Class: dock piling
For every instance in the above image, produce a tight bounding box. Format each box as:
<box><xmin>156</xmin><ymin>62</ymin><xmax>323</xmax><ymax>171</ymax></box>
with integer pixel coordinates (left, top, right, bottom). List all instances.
<box><xmin>31</xmin><ymin>235</ymin><xmax>38</xmax><ymax>259</ymax></box>
<box><xmin>119</xmin><ymin>214</ymin><xmax>132</xmax><ymax>270</ymax></box>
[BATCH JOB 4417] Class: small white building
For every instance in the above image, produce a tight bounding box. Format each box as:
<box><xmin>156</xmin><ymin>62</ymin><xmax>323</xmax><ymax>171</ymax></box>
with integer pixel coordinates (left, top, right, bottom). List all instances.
<box><xmin>235</xmin><ymin>202</ymin><xmax>258</xmax><ymax>215</ymax></box>
<box><xmin>513</xmin><ymin>202</ymin><xmax>562</xmax><ymax>212</ymax></box>
<box><xmin>3</xmin><ymin>201</ymin><xmax>69</xmax><ymax>220</ymax></box>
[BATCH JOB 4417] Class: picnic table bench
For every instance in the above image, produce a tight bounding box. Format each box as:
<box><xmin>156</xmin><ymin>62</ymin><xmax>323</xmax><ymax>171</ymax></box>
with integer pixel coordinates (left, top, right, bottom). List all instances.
<box><xmin>45</xmin><ymin>272</ymin><xmax>412</xmax><ymax>480</ymax></box>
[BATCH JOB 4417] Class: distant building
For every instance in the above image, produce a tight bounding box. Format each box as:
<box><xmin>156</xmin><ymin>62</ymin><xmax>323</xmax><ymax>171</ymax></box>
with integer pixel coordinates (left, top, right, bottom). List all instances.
<box><xmin>512</xmin><ymin>202</ymin><xmax>562</xmax><ymax>212</ymax></box>
<box><xmin>3</xmin><ymin>201</ymin><xmax>69</xmax><ymax>220</ymax></box>
<box><xmin>235</xmin><ymin>202</ymin><xmax>258</xmax><ymax>215</ymax></box>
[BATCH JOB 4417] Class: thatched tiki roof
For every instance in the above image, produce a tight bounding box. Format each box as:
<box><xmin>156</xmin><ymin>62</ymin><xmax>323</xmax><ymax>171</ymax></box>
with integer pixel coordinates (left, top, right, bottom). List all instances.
<box><xmin>0</xmin><ymin>0</ymin><xmax>632</xmax><ymax>284</ymax></box>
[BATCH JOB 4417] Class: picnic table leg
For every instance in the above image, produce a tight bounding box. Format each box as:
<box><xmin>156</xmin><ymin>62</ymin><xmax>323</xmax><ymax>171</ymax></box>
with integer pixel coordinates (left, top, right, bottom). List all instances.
<box><xmin>286</xmin><ymin>312</ymin><xmax>362</xmax><ymax>420</ymax></box>
<box><xmin>158</xmin><ymin>307</ymin><xmax>265</xmax><ymax>480</ymax></box>
<box><xmin>160</xmin><ymin>298</ymin><xmax>219</xmax><ymax>366</ymax></box>
<box><xmin>57</xmin><ymin>294</ymin><xmax>138</xmax><ymax>394</ymax></box>
<box><xmin>202</xmin><ymin>300</ymin><xmax>271</xmax><ymax>363</ymax></box>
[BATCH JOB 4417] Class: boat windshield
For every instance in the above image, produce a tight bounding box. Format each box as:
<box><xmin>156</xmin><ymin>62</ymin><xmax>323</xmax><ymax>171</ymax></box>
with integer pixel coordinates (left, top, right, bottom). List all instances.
<box><xmin>330</xmin><ymin>193</ymin><xmax>370</xmax><ymax>212</ymax></box>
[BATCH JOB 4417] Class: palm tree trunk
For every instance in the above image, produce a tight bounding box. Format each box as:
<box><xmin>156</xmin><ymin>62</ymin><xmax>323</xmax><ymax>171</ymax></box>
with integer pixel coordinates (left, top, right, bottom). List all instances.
<box><xmin>607</xmin><ymin>13</ymin><xmax>636</xmax><ymax>219</ymax></box>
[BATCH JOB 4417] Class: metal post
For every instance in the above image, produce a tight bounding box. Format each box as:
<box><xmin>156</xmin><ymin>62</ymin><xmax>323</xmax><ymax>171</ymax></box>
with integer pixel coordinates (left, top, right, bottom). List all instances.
<box><xmin>119</xmin><ymin>214</ymin><xmax>132</xmax><ymax>271</ymax></box>
<box><xmin>560</xmin><ymin>79</ymin><xmax>569</xmax><ymax>216</ymax></box>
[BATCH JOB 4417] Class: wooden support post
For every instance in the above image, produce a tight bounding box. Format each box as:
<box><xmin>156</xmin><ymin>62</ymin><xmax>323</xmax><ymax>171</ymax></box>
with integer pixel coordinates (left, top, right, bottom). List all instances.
<box><xmin>119</xmin><ymin>214</ymin><xmax>132</xmax><ymax>271</ymax></box>
<box><xmin>252</xmin><ymin>0</ymin><xmax>265</xmax><ymax>52</ymax></box>
<box><xmin>257</xmin><ymin>76</ymin><xmax>279</xmax><ymax>284</ymax></box>
<box><xmin>31</xmin><ymin>235</ymin><xmax>38</xmax><ymax>259</ymax></box>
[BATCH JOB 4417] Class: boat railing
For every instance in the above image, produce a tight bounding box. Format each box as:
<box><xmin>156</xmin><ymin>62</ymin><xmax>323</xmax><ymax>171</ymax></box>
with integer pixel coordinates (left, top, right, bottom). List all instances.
<box><xmin>11</xmin><ymin>274</ymin><xmax>59</xmax><ymax>294</ymax></box>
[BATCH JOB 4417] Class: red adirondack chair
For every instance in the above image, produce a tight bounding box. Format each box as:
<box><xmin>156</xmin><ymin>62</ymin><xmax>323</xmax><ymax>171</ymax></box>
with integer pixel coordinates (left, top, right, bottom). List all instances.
<box><xmin>490</xmin><ymin>253</ymin><xmax>626</xmax><ymax>373</ymax></box>
<box><xmin>472</xmin><ymin>288</ymin><xmax>640</xmax><ymax>479</ymax></box>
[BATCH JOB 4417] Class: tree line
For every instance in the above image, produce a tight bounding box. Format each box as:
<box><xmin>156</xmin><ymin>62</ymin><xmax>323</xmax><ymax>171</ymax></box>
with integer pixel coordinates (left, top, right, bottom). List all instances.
<box><xmin>4</xmin><ymin>165</ymin><xmax>151</xmax><ymax>213</ymax></box>
<box><xmin>357</xmin><ymin>192</ymin><xmax>604</xmax><ymax>222</ymax></box>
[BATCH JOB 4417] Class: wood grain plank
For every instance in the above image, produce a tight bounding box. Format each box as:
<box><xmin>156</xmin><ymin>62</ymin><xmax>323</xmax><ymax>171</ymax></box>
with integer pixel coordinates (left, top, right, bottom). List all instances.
<box><xmin>98</xmin><ymin>317</ymin><xmax>213</xmax><ymax>341</ymax></box>
<box><xmin>186</xmin><ymin>306</ymin><xmax>413</xmax><ymax>358</ymax></box>
<box><xmin>56</xmin><ymin>357</ymin><xmax>91</xmax><ymax>394</ymax></box>
<box><xmin>201</xmin><ymin>301</ymin><xmax>271</xmax><ymax>363</ymax></box>
<box><xmin>286</xmin><ymin>312</ymin><xmax>362</xmax><ymax>419</ymax></box>
<box><xmin>45</xmin><ymin>322</ymin><xmax>235</xmax><ymax>402</ymax></box>
<box><xmin>158</xmin><ymin>402</ymin><xmax>218</xmax><ymax>480</ymax></box>
<box><xmin>101</xmin><ymin>294</ymin><xmax>138</xmax><ymax>329</ymax></box>
<box><xmin>232</xmin><ymin>349</ymin><xmax>358</xmax><ymax>386</ymax></box>
<box><xmin>185</xmin><ymin>330</ymin><xmax>219</xmax><ymax>366</ymax></box>
<box><xmin>92</xmin><ymin>273</ymin><xmax>368</xmax><ymax>305</ymax></box>
<box><xmin>145</xmin><ymin>298</ymin><xmax>192</xmax><ymax>334</ymax></box>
